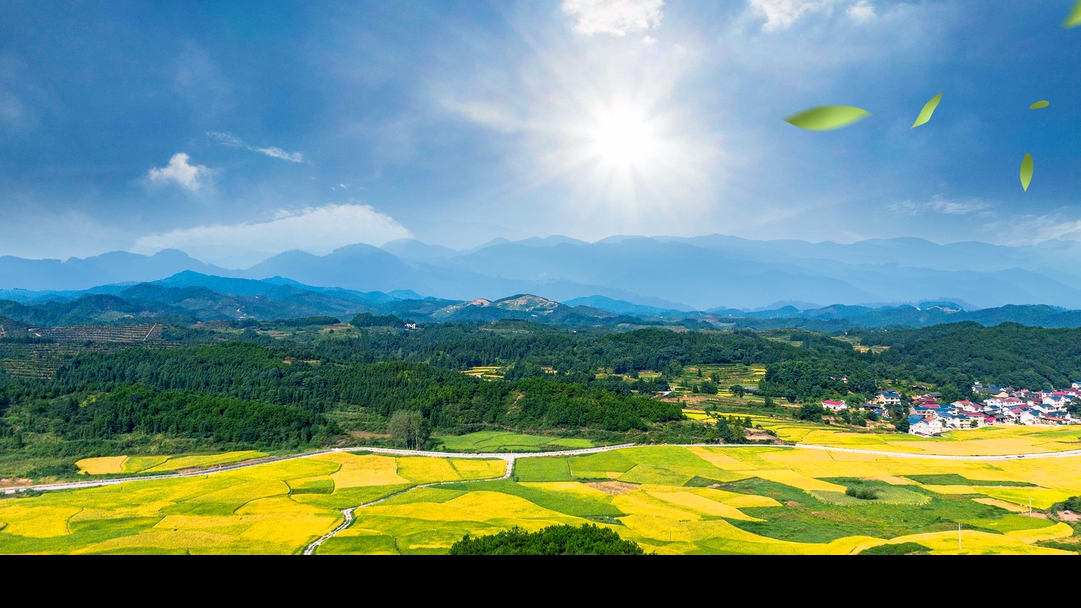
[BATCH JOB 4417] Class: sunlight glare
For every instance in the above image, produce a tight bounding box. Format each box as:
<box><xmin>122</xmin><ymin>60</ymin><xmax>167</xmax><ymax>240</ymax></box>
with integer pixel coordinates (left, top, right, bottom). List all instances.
<box><xmin>590</xmin><ymin>106</ymin><xmax>654</xmax><ymax>168</ymax></box>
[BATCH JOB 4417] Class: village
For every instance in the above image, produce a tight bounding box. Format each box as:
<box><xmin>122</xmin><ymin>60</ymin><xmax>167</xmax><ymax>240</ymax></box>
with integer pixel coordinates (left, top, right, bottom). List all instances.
<box><xmin>820</xmin><ymin>381</ymin><xmax>1081</xmax><ymax>437</ymax></box>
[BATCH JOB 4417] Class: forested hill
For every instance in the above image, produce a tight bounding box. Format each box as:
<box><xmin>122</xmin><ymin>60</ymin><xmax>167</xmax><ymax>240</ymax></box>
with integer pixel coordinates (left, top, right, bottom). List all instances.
<box><xmin>856</xmin><ymin>322</ymin><xmax>1081</xmax><ymax>389</ymax></box>
<box><xmin>3</xmin><ymin>320</ymin><xmax>1081</xmax><ymax>479</ymax></box>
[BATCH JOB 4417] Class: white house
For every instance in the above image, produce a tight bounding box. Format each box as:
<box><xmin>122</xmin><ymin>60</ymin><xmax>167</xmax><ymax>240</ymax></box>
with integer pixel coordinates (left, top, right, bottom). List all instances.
<box><xmin>909</xmin><ymin>416</ymin><xmax>943</xmax><ymax>437</ymax></box>
<box><xmin>1018</xmin><ymin>410</ymin><xmax>1040</xmax><ymax>425</ymax></box>
<box><xmin>822</xmin><ymin>400</ymin><xmax>848</xmax><ymax>411</ymax></box>
<box><xmin>875</xmin><ymin>392</ymin><xmax>902</xmax><ymax>406</ymax></box>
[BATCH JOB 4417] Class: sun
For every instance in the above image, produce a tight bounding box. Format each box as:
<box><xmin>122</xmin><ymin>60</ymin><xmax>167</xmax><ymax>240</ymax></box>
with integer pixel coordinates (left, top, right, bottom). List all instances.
<box><xmin>588</xmin><ymin>105</ymin><xmax>655</xmax><ymax>169</ymax></box>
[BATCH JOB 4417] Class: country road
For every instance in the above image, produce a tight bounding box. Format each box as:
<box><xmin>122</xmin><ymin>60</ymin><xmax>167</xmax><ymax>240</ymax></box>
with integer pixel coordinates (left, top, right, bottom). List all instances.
<box><xmin>7</xmin><ymin>441</ymin><xmax>1081</xmax><ymax>555</ymax></box>
<box><xmin>301</xmin><ymin>453</ymin><xmax>520</xmax><ymax>555</ymax></box>
<box><xmin>8</xmin><ymin>441</ymin><xmax>1081</xmax><ymax>497</ymax></box>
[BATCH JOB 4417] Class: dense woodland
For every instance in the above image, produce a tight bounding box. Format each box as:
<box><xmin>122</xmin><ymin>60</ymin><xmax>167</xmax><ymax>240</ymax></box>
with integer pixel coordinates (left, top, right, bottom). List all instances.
<box><xmin>3</xmin><ymin>317</ymin><xmax>1081</xmax><ymax>478</ymax></box>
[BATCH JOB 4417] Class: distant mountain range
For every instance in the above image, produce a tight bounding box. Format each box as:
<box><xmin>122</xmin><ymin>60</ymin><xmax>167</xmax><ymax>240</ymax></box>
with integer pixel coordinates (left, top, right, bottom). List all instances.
<box><xmin>2</xmin><ymin>271</ymin><xmax>1081</xmax><ymax>331</ymax></box>
<box><xmin>4</xmin><ymin>234</ymin><xmax>1081</xmax><ymax>311</ymax></box>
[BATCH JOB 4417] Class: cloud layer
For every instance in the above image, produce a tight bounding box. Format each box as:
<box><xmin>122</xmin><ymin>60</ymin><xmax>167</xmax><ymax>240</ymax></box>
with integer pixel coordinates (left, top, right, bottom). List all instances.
<box><xmin>207</xmin><ymin>131</ymin><xmax>306</xmax><ymax>163</ymax></box>
<box><xmin>561</xmin><ymin>0</ymin><xmax>665</xmax><ymax>36</ymax></box>
<box><xmin>147</xmin><ymin>153</ymin><xmax>209</xmax><ymax>191</ymax></box>
<box><xmin>134</xmin><ymin>204</ymin><xmax>412</xmax><ymax>259</ymax></box>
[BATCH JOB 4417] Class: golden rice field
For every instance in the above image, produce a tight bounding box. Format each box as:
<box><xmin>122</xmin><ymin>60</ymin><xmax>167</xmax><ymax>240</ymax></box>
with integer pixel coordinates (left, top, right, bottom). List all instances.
<box><xmin>751</xmin><ymin>416</ymin><xmax>1081</xmax><ymax>456</ymax></box>
<box><xmin>76</xmin><ymin>451</ymin><xmax>268</xmax><ymax>476</ymax></box>
<box><xmin>5</xmin><ymin>429</ymin><xmax>1081</xmax><ymax>554</ymax></box>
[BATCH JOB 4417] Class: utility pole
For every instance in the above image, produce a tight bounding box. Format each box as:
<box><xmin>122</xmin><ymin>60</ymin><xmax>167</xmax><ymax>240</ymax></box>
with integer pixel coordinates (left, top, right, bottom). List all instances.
<box><xmin>958</xmin><ymin>523</ymin><xmax>962</xmax><ymax>550</ymax></box>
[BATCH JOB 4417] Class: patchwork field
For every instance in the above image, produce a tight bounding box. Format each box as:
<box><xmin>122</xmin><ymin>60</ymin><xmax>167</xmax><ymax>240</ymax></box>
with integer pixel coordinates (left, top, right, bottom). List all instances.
<box><xmin>431</xmin><ymin>431</ymin><xmax>594</xmax><ymax>452</ymax></box>
<box><xmin>4</xmin><ymin>434</ymin><xmax>1080</xmax><ymax>554</ymax></box>
<box><xmin>76</xmin><ymin>451</ymin><xmax>269</xmax><ymax>476</ymax></box>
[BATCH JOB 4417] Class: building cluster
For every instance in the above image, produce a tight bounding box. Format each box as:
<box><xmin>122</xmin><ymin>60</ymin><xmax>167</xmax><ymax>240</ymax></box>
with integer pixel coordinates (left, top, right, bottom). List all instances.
<box><xmin>902</xmin><ymin>382</ymin><xmax>1081</xmax><ymax>437</ymax></box>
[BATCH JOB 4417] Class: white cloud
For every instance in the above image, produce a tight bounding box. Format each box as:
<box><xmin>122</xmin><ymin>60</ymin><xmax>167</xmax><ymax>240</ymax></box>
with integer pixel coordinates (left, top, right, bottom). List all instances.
<box><xmin>846</xmin><ymin>0</ymin><xmax>875</xmax><ymax>23</ymax></box>
<box><xmin>888</xmin><ymin>195</ymin><xmax>993</xmax><ymax>217</ymax></box>
<box><xmin>147</xmin><ymin>153</ymin><xmax>210</xmax><ymax>191</ymax></box>
<box><xmin>979</xmin><ymin>213</ymin><xmax>1081</xmax><ymax>246</ymax></box>
<box><xmin>561</xmin><ymin>0</ymin><xmax>665</xmax><ymax>36</ymax></box>
<box><xmin>133</xmin><ymin>204</ymin><xmax>412</xmax><ymax>258</ymax></box>
<box><xmin>748</xmin><ymin>0</ymin><xmax>840</xmax><ymax>32</ymax></box>
<box><xmin>207</xmin><ymin>131</ymin><xmax>306</xmax><ymax>163</ymax></box>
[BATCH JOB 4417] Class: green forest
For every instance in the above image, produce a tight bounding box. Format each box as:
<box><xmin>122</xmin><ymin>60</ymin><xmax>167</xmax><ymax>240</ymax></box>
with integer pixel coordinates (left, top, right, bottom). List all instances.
<box><xmin>2</xmin><ymin>318</ymin><xmax>1081</xmax><ymax>479</ymax></box>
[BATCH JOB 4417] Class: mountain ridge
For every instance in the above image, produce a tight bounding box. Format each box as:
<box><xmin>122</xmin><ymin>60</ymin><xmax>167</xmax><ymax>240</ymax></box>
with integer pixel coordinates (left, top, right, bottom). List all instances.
<box><xmin>4</xmin><ymin>235</ymin><xmax>1081</xmax><ymax>310</ymax></box>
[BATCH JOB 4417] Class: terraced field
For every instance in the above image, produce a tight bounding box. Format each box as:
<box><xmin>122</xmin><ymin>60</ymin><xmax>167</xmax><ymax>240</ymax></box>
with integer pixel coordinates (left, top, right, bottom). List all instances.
<box><xmin>5</xmin><ymin>433</ymin><xmax>1080</xmax><ymax>554</ymax></box>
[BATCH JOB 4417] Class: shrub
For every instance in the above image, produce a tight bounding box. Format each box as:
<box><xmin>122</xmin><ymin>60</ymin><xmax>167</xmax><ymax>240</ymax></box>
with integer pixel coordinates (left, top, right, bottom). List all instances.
<box><xmin>448</xmin><ymin>524</ymin><xmax>645</xmax><ymax>555</ymax></box>
<box><xmin>845</xmin><ymin>486</ymin><xmax>878</xmax><ymax>500</ymax></box>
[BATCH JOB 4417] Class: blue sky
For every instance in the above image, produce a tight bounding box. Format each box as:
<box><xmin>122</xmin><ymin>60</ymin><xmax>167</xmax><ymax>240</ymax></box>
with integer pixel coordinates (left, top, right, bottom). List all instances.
<box><xmin>2</xmin><ymin>0</ymin><xmax>1081</xmax><ymax>266</ymax></box>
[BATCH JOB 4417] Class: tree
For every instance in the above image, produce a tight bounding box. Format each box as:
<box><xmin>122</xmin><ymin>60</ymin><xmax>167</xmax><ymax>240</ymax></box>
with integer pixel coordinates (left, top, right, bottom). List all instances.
<box><xmin>894</xmin><ymin>415</ymin><xmax>910</xmax><ymax>433</ymax></box>
<box><xmin>448</xmin><ymin>524</ymin><xmax>644</xmax><ymax>555</ymax></box>
<box><xmin>388</xmin><ymin>409</ymin><xmax>427</xmax><ymax>449</ymax></box>
<box><xmin>797</xmin><ymin>403</ymin><xmax>824</xmax><ymax>422</ymax></box>
<box><xmin>729</xmin><ymin>385</ymin><xmax>745</xmax><ymax>398</ymax></box>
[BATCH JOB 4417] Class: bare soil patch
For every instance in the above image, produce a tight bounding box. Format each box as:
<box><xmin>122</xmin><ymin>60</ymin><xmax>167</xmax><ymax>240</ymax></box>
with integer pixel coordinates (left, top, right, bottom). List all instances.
<box><xmin>1055</xmin><ymin>510</ymin><xmax>1081</xmax><ymax>522</ymax></box>
<box><xmin>0</xmin><ymin>478</ymin><xmax>31</xmax><ymax>488</ymax></box>
<box><xmin>349</xmin><ymin>430</ymin><xmax>390</xmax><ymax>439</ymax></box>
<box><xmin>586</xmin><ymin>481</ymin><xmax>639</xmax><ymax>496</ymax></box>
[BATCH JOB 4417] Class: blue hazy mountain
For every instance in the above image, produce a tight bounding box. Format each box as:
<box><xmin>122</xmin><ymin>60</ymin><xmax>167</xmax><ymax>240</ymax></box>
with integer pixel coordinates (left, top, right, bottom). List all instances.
<box><xmin>562</xmin><ymin>296</ymin><xmax>689</xmax><ymax>316</ymax></box>
<box><xmin>0</xmin><ymin>249</ymin><xmax>226</xmax><ymax>292</ymax></box>
<box><xmin>4</xmin><ymin>270</ymin><xmax>1081</xmax><ymax>329</ymax></box>
<box><xmin>5</xmin><ymin>236</ymin><xmax>1081</xmax><ymax>310</ymax></box>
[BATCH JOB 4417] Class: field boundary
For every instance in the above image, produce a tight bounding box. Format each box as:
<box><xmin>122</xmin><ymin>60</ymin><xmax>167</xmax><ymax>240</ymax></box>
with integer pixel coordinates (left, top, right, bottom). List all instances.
<box><xmin>8</xmin><ymin>442</ymin><xmax>1081</xmax><ymax>498</ymax></box>
<box><xmin>302</xmin><ymin>456</ymin><xmax>518</xmax><ymax>555</ymax></box>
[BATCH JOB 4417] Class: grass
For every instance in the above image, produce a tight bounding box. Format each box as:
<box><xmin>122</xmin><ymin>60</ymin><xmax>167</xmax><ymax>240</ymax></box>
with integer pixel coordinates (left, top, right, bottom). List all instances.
<box><xmin>432</xmin><ymin>431</ymin><xmax>593</xmax><ymax>452</ymax></box>
<box><xmin>859</xmin><ymin>541</ymin><xmax>931</xmax><ymax>555</ymax></box>
<box><xmin>904</xmin><ymin>474</ymin><xmax>1037</xmax><ymax>487</ymax></box>
<box><xmin>515</xmin><ymin>458</ymin><xmax>574</xmax><ymax>482</ymax></box>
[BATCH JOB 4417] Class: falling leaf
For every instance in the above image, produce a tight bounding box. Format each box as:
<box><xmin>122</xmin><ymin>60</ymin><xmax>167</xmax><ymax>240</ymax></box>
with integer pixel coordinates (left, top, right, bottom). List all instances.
<box><xmin>1064</xmin><ymin>1</ymin><xmax>1081</xmax><ymax>28</ymax></box>
<box><xmin>911</xmin><ymin>93</ymin><xmax>943</xmax><ymax>128</ymax></box>
<box><xmin>1020</xmin><ymin>153</ymin><xmax>1034</xmax><ymax>191</ymax></box>
<box><xmin>783</xmin><ymin>106</ymin><xmax>871</xmax><ymax>131</ymax></box>
<box><xmin>1029</xmin><ymin>100</ymin><xmax>1050</xmax><ymax>110</ymax></box>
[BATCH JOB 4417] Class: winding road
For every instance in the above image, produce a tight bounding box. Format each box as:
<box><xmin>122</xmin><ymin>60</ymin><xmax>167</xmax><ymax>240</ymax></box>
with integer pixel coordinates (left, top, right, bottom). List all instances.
<box><xmin>5</xmin><ymin>441</ymin><xmax>1081</xmax><ymax>554</ymax></box>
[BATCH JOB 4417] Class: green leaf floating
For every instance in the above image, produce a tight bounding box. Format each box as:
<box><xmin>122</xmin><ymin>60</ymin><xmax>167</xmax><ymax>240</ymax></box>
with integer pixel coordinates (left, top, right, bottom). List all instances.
<box><xmin>1029</xmin><ymin>100</ymin><xmax>1049</xmax><ymax>110</ymax></box>
<box><xmin>783</xmin><ymin>106</ymin><xmax>871</xmax><ymax>131</ymax></box>
<box><xmin>911</xmin><ymin>93</ymin><xmax>943</xmax><ymax>128</ymax></box>
<box><xmin>1020</xmin><ymin>153</ymin><xmax>1034</xmax><ymax>192</ymax></box>
<box><xmin>1064</xmin><ymin>0</ymin><xmax>1081</xmax><ymax>28</ymax></box>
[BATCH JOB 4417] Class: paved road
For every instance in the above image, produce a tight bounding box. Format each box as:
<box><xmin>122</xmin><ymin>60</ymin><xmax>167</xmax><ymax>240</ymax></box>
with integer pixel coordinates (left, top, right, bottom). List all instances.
<box><xmin>7</xmin><ymin>440</ymin><xmax>1081</xmax><ymax>554</ymax></box>
<box><xmin>302</xmin><ymin>455</ymin><xmax>519</xmax><ymax>555</ymax></box>
<box><xmin>9</xmin><ymin>441</ymin><xmax>1081</xmax><ymax>497</ymax></box>
<box><xmin>0</xmin><ymin>443</ymin><xmax>638</xmax><ymax>496</ymax></box>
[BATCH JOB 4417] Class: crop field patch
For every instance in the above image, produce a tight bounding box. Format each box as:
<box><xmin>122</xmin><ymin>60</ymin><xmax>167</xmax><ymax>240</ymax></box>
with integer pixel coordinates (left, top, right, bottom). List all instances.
<box><xmin>324</xmin><ymin>454</ymin><xmax>409</xmax><ymax>488</ymax></box>
<box><xmin>3</xmin><ymin>435</ymin><xmax>1081</xmax><ymax>554</ymax></box>
<box><xmin>904</xmin><ymin>474</ymin><xmax>1036</xmax><ymax>487</ymax></box>
<box><xmin>515</xmin><ymin>458</ymin><xmax>573</xmax><ymax>482</ymax></box>
<box><xmin>141</xmin><ymin>451</ymin><xmax>267</xmax><ymax>474</ymax></box>
<box><xmin>76</xmin><ymin>456</ymin><xmax>128</xmax><ymax>475</ymax></box>
<box><xmin>433</xmin><ymin>431</ymin><xmax>593</xmax><ymax>452</ymax></box>
<box><xmin>122</xmin><ymin>456</ymin><xmax>170</xmax><ymax>473</ymax></box>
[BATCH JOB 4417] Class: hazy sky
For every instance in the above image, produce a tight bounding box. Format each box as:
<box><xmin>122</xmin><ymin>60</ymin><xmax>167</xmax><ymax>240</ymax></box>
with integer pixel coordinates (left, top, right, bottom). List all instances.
<box><xmin>2</xmin><ymin>0</ymin><xmax>1081</xmax><ymax>266</ymax></box>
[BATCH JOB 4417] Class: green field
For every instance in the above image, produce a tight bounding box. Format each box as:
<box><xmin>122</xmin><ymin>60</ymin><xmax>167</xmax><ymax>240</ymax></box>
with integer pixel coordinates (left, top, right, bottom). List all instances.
<box><xmin>431</xmin><ymin>431</ymin><xmax>594</xmax><ymax>452</ymax></box>
<box><xmin>2</xmin><ymin>431</ymin><xmax>1080</xmax><ymax>554</ymax></box>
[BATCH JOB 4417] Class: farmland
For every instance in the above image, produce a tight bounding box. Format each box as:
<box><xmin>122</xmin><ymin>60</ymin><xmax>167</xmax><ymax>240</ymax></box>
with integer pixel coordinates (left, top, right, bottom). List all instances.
<box><xmin>4</xmin><ymin>431</ymin><xmax>1080</xmax><ymax>554</ymax></box>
